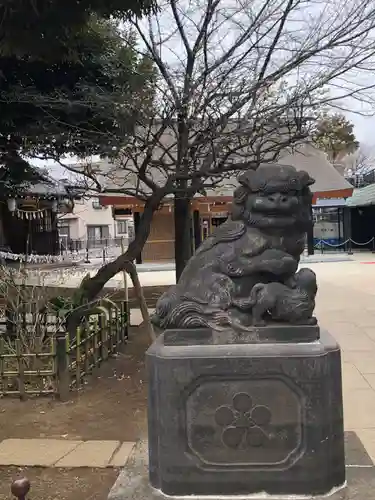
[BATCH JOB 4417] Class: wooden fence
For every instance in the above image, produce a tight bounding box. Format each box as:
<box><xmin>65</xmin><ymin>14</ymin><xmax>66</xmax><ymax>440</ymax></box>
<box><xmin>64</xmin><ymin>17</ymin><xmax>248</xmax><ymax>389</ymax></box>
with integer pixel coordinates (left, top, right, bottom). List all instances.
<box><xmin>0</xmin><ymin>301</ymin><xmax>128</xmax><ymax>400</ymax></box>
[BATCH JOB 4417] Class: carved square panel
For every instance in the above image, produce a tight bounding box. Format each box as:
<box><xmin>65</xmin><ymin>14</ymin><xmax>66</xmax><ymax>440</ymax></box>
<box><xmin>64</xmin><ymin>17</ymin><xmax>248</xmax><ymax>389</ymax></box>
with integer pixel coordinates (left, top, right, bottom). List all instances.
<box><xmin>185</xmin><ymin>377</ymin><xmax>303</xmax><ymax>469</ymax></box>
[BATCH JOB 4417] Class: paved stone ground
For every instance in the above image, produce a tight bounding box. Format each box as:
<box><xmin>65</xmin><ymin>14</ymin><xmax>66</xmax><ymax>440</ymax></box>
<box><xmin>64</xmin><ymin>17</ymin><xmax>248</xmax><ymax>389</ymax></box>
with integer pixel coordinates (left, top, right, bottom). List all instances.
<box><xmin>307</xmin><ymin>256</ymin><xmax>375</xmax><ymax>462</ymax></box>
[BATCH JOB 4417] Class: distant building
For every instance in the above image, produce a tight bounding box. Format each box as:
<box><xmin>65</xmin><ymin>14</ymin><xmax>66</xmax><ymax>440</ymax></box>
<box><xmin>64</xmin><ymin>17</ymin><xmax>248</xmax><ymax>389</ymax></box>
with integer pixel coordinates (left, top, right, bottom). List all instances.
<box><xmin>345</xmin><ymin>179</ymin><xmax>375</xmax><ymax>250</ymax></box>
<box><xmin>0</xmin><ymin>174</ymin><xmax>75</xmax><ymax>260</ymax></box>
<box><xmin>96</xmin><ymin>144</ymin><xmax>353</xmax><ymax>261</ymax></box>
<box><xmin>326</xmin><ymin>152</ymin><xmax>375</xmax><ymax>249</ymax></box>
<box><xmin>58</xmin><ymin>196</ymin><xmax>133</xmax><ymax>251</ymax></box>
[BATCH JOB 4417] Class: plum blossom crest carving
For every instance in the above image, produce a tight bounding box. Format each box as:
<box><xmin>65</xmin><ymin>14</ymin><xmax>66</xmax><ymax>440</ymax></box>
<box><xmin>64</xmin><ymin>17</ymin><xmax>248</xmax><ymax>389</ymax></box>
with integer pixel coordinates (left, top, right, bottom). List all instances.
<box><xmin>215</xmin><ymin>392</ymin><xmax>271</xmax><ymax>448</ymax></box>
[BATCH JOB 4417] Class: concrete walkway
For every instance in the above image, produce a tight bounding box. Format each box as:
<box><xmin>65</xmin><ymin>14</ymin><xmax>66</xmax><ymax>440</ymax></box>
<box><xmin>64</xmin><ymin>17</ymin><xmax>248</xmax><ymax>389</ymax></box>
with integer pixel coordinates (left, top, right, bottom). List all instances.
<box><xmin>308</xmin><ymin>257</ymin><xmax>375</xmax><ymax>461</ymax></box>
<box><xmin>0</xmin><ymin>439</ymin><xmax>135</xmax><ymax>468</ymax></box>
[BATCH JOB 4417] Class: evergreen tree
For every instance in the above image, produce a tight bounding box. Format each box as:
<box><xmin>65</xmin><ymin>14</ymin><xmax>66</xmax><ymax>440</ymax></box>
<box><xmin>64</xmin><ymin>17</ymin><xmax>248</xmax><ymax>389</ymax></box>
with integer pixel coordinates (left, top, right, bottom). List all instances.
<box><xmin>313</xmin><ymin>114</ymin><xmax>359</xmax><ymax>163</ymax></box>
<box><xmin>0</xmin><ymin>18</ymin><xmax>156</xmax><ymax>194</ymax></box>
<box><xmin>0</xmin><ymin>0</ymin><xmax>157</xmax><ymax>59</ymax></box>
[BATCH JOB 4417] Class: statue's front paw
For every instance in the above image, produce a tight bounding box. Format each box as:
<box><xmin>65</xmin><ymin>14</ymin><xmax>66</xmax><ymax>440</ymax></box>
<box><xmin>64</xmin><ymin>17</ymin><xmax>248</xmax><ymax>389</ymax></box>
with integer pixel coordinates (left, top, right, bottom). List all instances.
<box><xmin>232</xmin><ymin>298</ymin><xmax>253</xmax><ymax>311</ymax></box>
<box><xmin>212</xmin><ymin>311</ymin><xmax>231</xmax><ymax>325</ymax></box>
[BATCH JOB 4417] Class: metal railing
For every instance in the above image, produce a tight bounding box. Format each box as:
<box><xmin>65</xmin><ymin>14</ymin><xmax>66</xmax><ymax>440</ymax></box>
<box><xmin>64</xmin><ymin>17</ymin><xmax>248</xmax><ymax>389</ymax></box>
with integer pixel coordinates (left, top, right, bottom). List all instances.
<box><xmin>58</xmin><ymin>237</ymin><xmax>130</xmax><ymax>262</ymax></box>
<box><xmin>313</xmin><ymin>237</ymin><xmax>375</xmax><ymax>254</ymax></box>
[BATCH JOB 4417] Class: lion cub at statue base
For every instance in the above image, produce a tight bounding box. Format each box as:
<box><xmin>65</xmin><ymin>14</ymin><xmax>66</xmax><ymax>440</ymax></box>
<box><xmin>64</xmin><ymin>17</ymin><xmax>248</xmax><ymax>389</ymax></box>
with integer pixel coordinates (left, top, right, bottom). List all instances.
<box><xmin>248</xmin><ymin>268</ymin><xmax>318</xmax><ymax>326</ymax></box>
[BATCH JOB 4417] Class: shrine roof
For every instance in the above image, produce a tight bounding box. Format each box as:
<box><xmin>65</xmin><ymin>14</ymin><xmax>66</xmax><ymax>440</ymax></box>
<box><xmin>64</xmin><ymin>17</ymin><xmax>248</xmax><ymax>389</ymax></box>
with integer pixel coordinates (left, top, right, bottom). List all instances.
<box><xmin>71</xmin><ymin>144</ymin><xmax>354</xmax><ymax>202</ymax></box>
<box><xmin>17</xmin><ymin>171</ymin><xmax>82</xmax><ymax>199</ymax></box>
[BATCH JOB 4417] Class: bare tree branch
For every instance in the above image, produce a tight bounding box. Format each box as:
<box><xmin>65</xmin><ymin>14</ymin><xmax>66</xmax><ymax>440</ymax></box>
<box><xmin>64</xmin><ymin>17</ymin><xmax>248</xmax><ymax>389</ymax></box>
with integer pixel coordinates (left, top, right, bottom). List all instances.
<box><xmin>56</xmin><ymin>0</ymin><xmax>375</xmax><ymax>297</ymax></box>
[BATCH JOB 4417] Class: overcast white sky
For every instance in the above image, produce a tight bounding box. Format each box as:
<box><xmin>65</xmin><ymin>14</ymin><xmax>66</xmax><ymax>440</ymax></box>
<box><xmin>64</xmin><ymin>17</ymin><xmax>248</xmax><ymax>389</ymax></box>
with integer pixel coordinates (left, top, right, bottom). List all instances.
<box><xmin>34</xmin><ymin>0</ymin><xmax>375</xmax><ymax>175</ymax></box>
<box><xmin>345</xmin><ymin>112</ymin><xmax>375</xmax><ymax>146</ymax></box>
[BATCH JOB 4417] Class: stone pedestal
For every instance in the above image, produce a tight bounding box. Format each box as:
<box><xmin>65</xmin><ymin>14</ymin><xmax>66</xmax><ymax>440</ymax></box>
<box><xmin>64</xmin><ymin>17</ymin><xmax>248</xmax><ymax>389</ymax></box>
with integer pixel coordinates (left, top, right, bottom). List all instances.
<box><xmin>147</xmin><ymin>326</ymin><xmax>345</xmax><ymax>497</ymax></box>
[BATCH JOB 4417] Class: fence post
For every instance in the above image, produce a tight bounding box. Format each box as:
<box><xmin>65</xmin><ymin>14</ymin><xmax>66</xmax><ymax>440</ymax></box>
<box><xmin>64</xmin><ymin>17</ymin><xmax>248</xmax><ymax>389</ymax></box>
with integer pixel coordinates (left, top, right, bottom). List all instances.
<box><xmin>115</xmin><ymin>306</ymin><xmax>120</xmax><ymax>350</ymax></box>
<box><xmin>102</xmin><ymin>248</ymin><xmax>106</xmax><ymax>264</ymax></box>
<box><xmin>15</xmin><ymin>338</ymin><xmax>26</xmax><ymax>401</ymax></box>
<box><xmin>56</xmin><ymin>335</ymin><xmax>70</xmax><ymax>401</ymax></box>
<box><xmin>11</xmin><ymin>478</ymin><xmax>30</xmax><ymax>500</ymax></box>
<box><xmin>92</xmin><ymin>318</ymin><xmax>99</xmax><ymax>376</ymax></box>
<box><xmin>108</xmin><ymin>306</ymin><xmax>114</xmax><ymax>354</ymax></box>
<box><xmin>75</xmin><ymin>327</ymin><xmax>82</xmax><ymax>388</ymax></box>
<box><xmin>84</xmin><ymin>246</ymin><xmax>90</xmax><ymax>263</ymax></box>
<box><xmin>120</xmin><ymin>301</ymin><xmax>126</xmax><ymax>343</ymax></box>
<box><xmin>123</xmin><ymin>300</ymin><xmax>129</xmax><ymax>341</ymax></box>
<box><xmin>83</xmin><ymin>320</ymin><xmax>90</xmax><ymax>376</ymax></box>
<box><xmin>120</xmin><ymin>237</ymin><xmax>130</xmax><ymax>328</ymax></box>
<box><xmin>347</xmin><ymin>238</ymin><xmax>353</xmax><ymax>255</ymax></box>
<box><xmin>100</xmin><ymin>314</ymin><xmax>109</xmax><ymax>361</ymax></box>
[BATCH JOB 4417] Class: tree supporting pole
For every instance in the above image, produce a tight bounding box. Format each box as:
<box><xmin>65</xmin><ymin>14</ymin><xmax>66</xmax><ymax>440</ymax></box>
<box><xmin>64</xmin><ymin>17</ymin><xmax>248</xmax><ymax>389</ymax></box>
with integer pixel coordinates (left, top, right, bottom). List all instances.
<box><xmin>133</xmin><ymin>211</ymin><xmax>142</xmax><ymax>264</ymax></box>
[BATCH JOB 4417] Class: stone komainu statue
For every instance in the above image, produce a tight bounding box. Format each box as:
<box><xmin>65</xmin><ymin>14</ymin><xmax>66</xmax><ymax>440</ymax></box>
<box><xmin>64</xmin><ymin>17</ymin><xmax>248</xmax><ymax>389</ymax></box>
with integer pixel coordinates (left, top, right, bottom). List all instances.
<box><xmin>151</xmin><ymin>164</ymin><xmax>317</xmax><ymax>330</ymax></box>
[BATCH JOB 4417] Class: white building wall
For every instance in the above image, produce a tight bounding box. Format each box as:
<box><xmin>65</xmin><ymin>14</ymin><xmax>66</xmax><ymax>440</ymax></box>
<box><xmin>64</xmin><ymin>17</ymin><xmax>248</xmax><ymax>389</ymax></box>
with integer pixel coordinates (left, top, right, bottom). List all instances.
<box><xmin>58</xmin><ymin>197</ymin><xmax>116</xmax><ymax>240</ymax></box>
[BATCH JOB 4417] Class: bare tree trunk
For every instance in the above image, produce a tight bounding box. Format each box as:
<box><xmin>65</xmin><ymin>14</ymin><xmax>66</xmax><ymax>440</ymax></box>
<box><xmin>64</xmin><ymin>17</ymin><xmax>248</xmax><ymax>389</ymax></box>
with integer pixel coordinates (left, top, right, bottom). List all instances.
<box><xmin>80</xmin><ymin>195</ymin><xmax>162</xmax><ymax>303</ymax></box>
<box><xmin>174</xmin><ymin>195</ymin><xmax>193</xmax><ymax>281</ymax></box>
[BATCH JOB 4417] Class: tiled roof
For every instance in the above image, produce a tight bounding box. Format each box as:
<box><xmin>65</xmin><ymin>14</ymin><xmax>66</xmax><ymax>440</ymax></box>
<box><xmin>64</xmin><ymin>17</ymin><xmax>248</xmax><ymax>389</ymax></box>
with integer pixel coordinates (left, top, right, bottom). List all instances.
<box><xmin>203</xmin><ymin>145</ymin><xmax>353</xmax><ymax>197</ymax></box>
<box><xmin>71</xmin><ymin>143</ymin><xmax>353</xmax><ymax>199</ymax></box>
<box><xmin>277</xmin><ymin>145</ymin><xmax>353</xmax><ymax>193</ymax></box>
<box><xmin>346</xmin><ymin>184</ymin><xmax>375</xmax><ymax>207</ymax></box>
<box><xmin>24</xmin><ymin>179</ymin><xmax>70</xmax><ymax>197</ymax></box>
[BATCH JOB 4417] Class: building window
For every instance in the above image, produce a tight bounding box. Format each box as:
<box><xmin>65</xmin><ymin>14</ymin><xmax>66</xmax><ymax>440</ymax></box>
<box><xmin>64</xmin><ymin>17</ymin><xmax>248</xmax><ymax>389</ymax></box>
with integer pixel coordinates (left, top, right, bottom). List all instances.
<box><xmin>87</xmin><ymin>225</ymin><xmax>110</xmax><ymax>241</ymax></box>
<box><xmin>58</xmin><ymin>223</ymin><xmax>71</xmax><ymax>239</ymax></box>
<box><xmin>116</xmin><ymin>220</ymin><xmax>128</xmax><ymax>235</ymax></box>
<box><xmin>58</xmin><ymin>222</ymin><xmax>71</xmax><ymax>250</ymax></box>
<box><xmin>313</xmin><ymin>207</ymin><xmax>339</xmax><ymax>223</ymax></box>
<box><xmin>92</xmin><ymin>198</ymin><xmax>103</xmax><ymax>209</ymax></box>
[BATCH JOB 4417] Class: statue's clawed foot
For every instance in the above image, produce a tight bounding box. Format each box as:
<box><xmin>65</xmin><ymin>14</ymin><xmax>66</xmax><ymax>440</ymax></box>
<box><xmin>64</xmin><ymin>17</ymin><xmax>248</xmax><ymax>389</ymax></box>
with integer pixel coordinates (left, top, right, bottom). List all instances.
<box><xmin>232</xmin><ymin>297</ymin><xmax>254</xmax><ymax>311</ymax></box>
<box><xmin>212</xmin><ymin>310</ymin><xmax>231</xmax><ymax>326</ymax></box>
